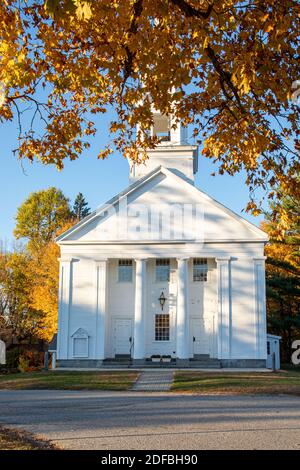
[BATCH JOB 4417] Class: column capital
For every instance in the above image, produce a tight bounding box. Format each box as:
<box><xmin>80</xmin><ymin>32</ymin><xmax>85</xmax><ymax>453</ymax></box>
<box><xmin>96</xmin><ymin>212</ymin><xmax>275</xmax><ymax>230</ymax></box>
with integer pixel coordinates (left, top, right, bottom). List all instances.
<box><xmin>58</xmin><ymin>257</ymin><xmax>77</xmax><ymax>263</ymax></box>
<box><xmin>177</xmin><ymin>256</ymin><xmax>190</xmax><ymax>263</ymax></box>
<box><xmin>253</xmin><ymin>256</ymin><xmax>267</xmax><ymax>262</ymax></box>
<box><xmin>215</xmin><ymin>257</ymin><xmax>231</xmax><ymax>263</ymax></box>
<box><xmin>94</xmin><ymin>258</ymin><xmax>108</xmax><ymax>265</ymax></box>
<box><xmin>134</xmin><ymin>258</ymin><xmax>148</xmax><ymax>263</ymax></box>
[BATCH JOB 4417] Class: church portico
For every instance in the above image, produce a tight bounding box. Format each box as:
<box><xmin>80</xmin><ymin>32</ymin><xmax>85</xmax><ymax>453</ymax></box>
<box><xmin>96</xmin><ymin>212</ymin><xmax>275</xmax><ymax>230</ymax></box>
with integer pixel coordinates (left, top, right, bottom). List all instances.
<box><xmin>57</xmin><ymin>253</ymin><xmax>265</xmax><ymax>366</ymax></box>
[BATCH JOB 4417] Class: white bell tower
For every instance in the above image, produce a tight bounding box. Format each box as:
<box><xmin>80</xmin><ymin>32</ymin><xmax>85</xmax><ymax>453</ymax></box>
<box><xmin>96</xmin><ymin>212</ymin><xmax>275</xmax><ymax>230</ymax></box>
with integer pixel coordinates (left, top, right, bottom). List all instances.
<box><xmin>129</xmin><ymin>109</ymin><xmax>198</xmax><ymax>184</ymax></box>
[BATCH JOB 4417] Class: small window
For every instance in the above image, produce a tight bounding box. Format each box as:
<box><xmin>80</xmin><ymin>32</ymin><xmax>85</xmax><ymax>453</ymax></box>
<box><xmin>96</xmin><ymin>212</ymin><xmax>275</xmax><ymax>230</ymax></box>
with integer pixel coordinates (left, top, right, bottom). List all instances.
<box><xmin>118</xmin><ymin>259</ymin><xmax>133</xmax><ymax>282</ymax></box>
<box><xmin>156</xmin><ymin>259</ymin><xmax>170</xmax><ymax>282</ymax></box>
<box><xmin>193</xmin><ymin>258</ymin><xmax>208</xmax><ymax>282</ymax></box>
<box><xmin>153</xmin><ymin>113</ymin><xmax>170</xmax><ymax>142</ymax></box>
<box><xmin>155</xmin><ymin>314</ymin><xmax>170</xmax><ymax>341</ymax></box>
<box><xmin>267</xmin><ymin>341</ymin><xmax>270</xmax><ymax>355</ymax></box>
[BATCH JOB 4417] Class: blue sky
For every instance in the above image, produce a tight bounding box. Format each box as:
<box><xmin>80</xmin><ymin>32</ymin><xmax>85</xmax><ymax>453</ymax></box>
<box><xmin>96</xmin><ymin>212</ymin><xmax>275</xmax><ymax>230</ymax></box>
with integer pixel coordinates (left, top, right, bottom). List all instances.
<box><xmin>0</xmin><ymin>109</ymin><xmax>264</xmax><ymax>245</ymax></box>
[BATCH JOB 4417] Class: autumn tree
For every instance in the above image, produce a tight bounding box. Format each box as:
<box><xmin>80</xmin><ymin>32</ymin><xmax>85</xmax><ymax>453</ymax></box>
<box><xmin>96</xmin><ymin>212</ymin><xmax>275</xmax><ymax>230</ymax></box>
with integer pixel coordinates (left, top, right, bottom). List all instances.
<box><xmin>14</xmin><ymin>187</ymin><xmax>72</xmax><ymax>250</ymax></box>
<box><xmin>263</xmin><ymin>195</ymin><xmax>300</xmax><ymax>362</ymax></box>
<box><xmin>0</xmin><ymin>1</ymin><xmax>299</xmax><ymax>232</ymax></box>
<box><xmin>13</xmin><ymin>188</ymin><xmax>74</xmax><ymax>342</ymax></box>
<box><xmin>28</xmin><ymin>241</ymin><xmax>60</xmax><ymax>342</ymax></box>
<box><xmin>72</xmin><ymin>192</ymin><xmax>91</xmax><ymax>221</ymax></box>
<box><xmin>0</xmin><ymin>250</ymin><xmax>45</xmax><ymax>342</ymax></box>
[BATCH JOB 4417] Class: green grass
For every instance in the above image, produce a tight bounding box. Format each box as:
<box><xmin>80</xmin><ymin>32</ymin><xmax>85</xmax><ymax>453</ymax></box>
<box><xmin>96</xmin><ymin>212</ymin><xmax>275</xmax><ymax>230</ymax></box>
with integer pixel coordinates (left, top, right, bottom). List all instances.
<box><xmin>172</xmin><ymin>368</ymin><xmax>300</xmax><ymax>395</ymax></box>
<box><xmin>0</xmin><ymin>426</ymin><xmax>58</xmax><ymax>450</ymax></box>
<box><xmin>0</xmin><ymin>370</ymin><xmax>139</xmax><ymax>391</ymax></box>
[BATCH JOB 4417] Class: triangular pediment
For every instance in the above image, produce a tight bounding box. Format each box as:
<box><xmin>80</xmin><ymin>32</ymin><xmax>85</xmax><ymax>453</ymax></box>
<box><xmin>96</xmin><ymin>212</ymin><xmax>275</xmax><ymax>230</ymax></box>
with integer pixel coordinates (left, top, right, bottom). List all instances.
<box><xmin>56</xmin><ymin>167</ymin><xmax>267</xmax><ymax>244</ymax></box>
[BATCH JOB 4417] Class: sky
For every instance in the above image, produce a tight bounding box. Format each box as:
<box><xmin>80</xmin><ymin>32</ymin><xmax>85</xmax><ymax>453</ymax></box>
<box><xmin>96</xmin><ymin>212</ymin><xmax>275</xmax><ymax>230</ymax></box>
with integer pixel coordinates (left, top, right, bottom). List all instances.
<box><xmin>0</xmin><ymin>109</ymin><xmax>265</xmax><ymax>247</ymax></box>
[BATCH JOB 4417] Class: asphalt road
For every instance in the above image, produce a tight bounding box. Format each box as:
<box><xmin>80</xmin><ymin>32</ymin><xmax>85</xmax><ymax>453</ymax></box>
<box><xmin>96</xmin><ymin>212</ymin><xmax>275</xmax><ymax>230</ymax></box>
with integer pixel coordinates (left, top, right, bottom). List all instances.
<box><xmin>1</xmin><ymin>390</ymin><xmax>300</xmax><ymax>450</ymax></box>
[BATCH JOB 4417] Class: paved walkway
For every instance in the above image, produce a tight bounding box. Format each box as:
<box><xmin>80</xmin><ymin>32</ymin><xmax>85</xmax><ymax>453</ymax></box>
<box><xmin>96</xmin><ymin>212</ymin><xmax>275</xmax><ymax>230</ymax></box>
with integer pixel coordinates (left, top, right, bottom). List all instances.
<box><xmin>132</xmin><ymin>370</ymin><xmax>174</xmax><ymax>391</ymax></box>
<box><xmin>1</xmin><ymin>390</ymin><xmax>300</xmax><ymax>449</ymax></box>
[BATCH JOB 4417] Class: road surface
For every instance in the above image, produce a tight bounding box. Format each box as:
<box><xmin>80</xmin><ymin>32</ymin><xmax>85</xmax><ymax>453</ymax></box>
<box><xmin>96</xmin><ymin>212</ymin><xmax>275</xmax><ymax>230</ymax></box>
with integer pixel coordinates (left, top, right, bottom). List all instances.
<box><xmin>1</xmin><ymin>390</ymin><xmax>300</xmax><ymax>450</ymax></box>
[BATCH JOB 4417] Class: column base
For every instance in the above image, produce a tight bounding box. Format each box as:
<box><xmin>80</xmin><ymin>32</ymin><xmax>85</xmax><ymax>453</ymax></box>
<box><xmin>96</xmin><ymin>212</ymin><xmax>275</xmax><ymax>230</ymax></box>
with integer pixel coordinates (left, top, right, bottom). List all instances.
<box><xmin>176</xmin><ymin>358</ymin><xmax>190</xmax><ymax>367</ymax></box>
<box><xmin>132</xmin><ymin>359</ymin><xmax>146</xmax><ymax>366</ymax></box>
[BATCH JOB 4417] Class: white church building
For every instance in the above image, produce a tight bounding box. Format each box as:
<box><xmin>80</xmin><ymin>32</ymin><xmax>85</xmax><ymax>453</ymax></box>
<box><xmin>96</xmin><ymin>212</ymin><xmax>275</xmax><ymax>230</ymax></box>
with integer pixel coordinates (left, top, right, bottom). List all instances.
<box><xmin>56</xmin><ymin>111</ymin><xmax>268</xmax><ymax>368</ymax></box>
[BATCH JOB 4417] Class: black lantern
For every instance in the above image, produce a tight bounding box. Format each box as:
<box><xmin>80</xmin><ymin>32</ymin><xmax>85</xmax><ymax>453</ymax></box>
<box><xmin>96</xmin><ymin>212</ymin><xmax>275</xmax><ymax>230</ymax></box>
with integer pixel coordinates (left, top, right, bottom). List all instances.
<box><xmin>158</xmin><ymin>291</ymin><xmax>167</xmax><ymax>311</ymax></box>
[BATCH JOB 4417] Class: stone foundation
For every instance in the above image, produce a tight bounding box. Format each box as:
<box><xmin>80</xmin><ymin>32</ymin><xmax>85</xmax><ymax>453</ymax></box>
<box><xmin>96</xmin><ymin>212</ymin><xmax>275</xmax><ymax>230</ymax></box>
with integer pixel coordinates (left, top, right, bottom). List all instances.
<box><xmin>57</xmin><ymin>359</ymin><xmax>103</xmax><ymax>368</ymax></box>
<box><xmin>57</xmin><ymin>358</ymin><xmax>267</xmax><ymax>369</ymax></box>
<box><xmin>220</xmin><ymin>359</ymin><xmax>266</xmax><ymax>368</ymax></box>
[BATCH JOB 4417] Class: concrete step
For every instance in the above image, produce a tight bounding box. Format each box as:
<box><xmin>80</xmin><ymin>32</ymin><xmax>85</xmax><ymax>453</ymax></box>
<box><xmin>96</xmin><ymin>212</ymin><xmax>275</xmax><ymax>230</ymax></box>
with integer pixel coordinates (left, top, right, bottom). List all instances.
<box><xmin>192</xmin><ymin>354</ymin><xmax>210</xmax><ymax>360</ymax></box>
<box><xmin>189</xmin><ymin>361</ymin><xmax>221</xmax><ymax>368</ymax></box>
<box><xmin>189</xmin><ymin>364</ymin><xmax>221</xmax><ymax>369</ymax></box>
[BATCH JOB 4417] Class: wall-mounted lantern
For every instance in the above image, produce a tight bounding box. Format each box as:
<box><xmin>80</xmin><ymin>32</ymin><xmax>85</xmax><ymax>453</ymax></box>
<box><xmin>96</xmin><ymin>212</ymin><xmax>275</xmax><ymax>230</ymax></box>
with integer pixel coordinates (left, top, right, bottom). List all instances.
<box><xmin>158</xmin><ymin>291</ymin><xmax>167</xmax><ymax>311</ymax></box>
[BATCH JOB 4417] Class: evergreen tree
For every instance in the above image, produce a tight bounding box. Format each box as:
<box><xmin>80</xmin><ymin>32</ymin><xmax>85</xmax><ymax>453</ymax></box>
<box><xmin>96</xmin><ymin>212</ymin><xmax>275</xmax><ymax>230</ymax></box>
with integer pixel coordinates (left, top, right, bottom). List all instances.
<box><xmin>266</xmin><ymin>257</ymin><xmax>300</xmax><ymax>363</ymax></box>
<box><xmin>262</xmin><ymin>194</ymin><xmax>300</xmax><ymax>363</ymax></box>
<box><xmin>72</xmin><ymin>193</ymin><xmax>91</xmax><ymax>221</ymax></box>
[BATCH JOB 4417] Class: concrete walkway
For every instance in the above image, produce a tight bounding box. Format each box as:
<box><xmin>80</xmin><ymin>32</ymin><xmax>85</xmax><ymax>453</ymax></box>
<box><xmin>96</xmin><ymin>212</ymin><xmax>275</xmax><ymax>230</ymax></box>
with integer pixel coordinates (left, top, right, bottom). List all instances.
<box><xmin>132</xmin><ymin>370</ymin><xmax>174</xmax><ymax>391</ymax></box>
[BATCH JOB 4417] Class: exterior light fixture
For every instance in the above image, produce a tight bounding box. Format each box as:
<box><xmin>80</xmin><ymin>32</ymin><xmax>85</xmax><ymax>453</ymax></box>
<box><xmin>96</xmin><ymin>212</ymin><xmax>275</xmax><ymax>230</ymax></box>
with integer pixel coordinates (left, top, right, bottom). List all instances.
<box><xmin>158</xmin><ymin>291</ymin><xmax>167</xmax><ymax>311</ymax></box>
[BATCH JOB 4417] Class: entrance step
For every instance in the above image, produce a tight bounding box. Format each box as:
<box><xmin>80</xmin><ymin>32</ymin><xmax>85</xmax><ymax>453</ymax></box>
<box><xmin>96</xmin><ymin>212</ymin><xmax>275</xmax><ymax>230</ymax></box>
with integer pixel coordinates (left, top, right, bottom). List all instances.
<box><xmin>192</xmin><ymin>354</ymin><xmax>210</xmax><ymax>360</ymax></box>
<box><xmin>189</xmin><ymin>360</ymin><xmax>221</xmax><ymax>369</ymax></box>
<box><xmin>132</xmin><ymin>371</ymin><xmax>174</xmax><ymax>391</ymax></box>
<box><xmin>98</xmin><ymin>358</ymin><xmax>222</xmax><ymax>369</ymax></box>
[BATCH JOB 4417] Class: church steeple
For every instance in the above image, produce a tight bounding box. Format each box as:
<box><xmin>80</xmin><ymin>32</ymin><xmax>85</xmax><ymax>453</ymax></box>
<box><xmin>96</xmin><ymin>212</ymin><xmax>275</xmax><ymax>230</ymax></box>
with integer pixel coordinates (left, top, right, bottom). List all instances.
<box><xmin>129</xmin><ymin>109</ymin><xmax>198</xmax><ymax>184</ymax></box>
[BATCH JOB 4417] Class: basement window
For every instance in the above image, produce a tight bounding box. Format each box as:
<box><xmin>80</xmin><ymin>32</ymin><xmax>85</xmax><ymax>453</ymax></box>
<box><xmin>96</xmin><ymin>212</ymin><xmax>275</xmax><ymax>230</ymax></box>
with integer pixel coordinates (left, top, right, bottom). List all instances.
<box><xmin>118</xmin><ymin>259</ymin><xmax>133</xmax><ymax>282</ymax></box>
<box><xmin>193</xmin><ymin>258</ymin><xmax>208</xmax><ymax>282</ymax></box>
<box><xmin>155</xmin><ymin>314</ymin><xmax>170</xmax><ymax>341</ymax></box>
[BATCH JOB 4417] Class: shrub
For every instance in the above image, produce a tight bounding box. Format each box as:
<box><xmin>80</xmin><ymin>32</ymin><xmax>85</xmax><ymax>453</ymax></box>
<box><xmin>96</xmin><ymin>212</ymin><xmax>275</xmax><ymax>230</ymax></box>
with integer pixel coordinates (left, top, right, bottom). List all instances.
<box><xmin>18</xmin><ymin>355</ymin><xmax>30</xmax><ymax>373</ymax></box>
<box><xmin>6</xmin><ymin>349</ymin><xmax>20</xmax><ymax>369</ymax></box>
<box><xmin>18</xmin><ymin>350</ymin><xmax>44</xmax><ymax>372</ymax></box>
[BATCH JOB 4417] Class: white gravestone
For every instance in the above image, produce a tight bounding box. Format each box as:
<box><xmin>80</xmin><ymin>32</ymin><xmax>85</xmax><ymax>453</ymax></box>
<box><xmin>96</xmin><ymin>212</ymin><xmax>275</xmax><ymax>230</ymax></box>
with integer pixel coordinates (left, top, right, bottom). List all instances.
<box><xmin>0</xmin><ymin>340</ymin><xmax>6</xmax><ymax>365</ymax></box>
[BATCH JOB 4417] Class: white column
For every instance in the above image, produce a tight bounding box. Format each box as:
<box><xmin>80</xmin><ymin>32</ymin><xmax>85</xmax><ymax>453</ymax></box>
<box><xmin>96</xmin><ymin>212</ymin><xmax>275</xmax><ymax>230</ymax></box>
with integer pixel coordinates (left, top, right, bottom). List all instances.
<box><xmin>94</xmin><ymin>259</ymin><xmax>108</xmax><ymax>360</ymax></box>
<box><xmin>176</xmin><ymin>257</ymin><xmax>189</xmax><ymax>359</ymax></box>
<box><xmin>216</xmin><ymin>257</ymin><xmax>231</xmax><ymax>359</ymax></box>
<box><xmin>133</xmin><ymin>258</ymin><xmax>147</xmax><ymax>360</ymax></box>
<box><xmin>254</xmin><ymin>257</ymin><xmax>267</xmax><ymax>359</ymax></box>
<box><xmin>57</xmin><ymin>257</ymin><xmax>73</xmax><ymax>359</ymax></box>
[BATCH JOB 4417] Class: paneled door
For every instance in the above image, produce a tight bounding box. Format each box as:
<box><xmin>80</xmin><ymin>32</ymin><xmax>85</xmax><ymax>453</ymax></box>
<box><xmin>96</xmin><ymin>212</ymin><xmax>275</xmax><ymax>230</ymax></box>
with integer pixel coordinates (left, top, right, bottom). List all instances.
<box><xmin>113</xmin><ymin>318</ymin><xmax>132</xmax><ymax>356</ymax></box>
<box><xmin>190</xmin><ymin>317</ymin><xmax>210</xmax><ymax>356</ymax></box>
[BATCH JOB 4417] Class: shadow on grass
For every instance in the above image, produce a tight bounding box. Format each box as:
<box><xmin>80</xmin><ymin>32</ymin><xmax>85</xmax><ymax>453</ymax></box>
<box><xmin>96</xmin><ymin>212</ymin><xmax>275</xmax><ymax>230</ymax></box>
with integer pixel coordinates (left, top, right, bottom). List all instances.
<box><xmin>0</xmin><ymin>370</ymin><xmax>139</xmax><ymax>391</ymax></box>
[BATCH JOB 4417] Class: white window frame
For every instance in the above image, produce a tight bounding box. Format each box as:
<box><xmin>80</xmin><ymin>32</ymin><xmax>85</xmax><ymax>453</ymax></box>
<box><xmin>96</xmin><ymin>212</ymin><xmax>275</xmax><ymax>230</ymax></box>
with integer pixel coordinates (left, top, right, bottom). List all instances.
<box><xmin>154</xmin><ymin>313</ymin><xmax>170</xmax><ymax>342</ymax></box>
<box><xmin>193</xmin><ymin>258</ymin><xmax>208</xmax><ymax>282</ymax></box>
<box><xmin>156</xmin><ymin>259</ymin><xmax>170</xmax><ymax>282</ymax></box>
<box><xmin>118</xmin><ymin>259</ymin><xmax>133</xmax><ymax>283</ymax></box>
<box><xmin>71</xmin><ymin>328</ymin><xmax>89</xmax><ymax>358</ymax></box>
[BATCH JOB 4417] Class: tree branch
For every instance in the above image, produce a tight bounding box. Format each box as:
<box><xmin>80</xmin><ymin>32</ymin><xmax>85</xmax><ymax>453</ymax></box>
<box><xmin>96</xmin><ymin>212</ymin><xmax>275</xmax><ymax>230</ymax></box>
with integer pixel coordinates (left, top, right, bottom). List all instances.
<box><xmin>170</xmin><ymin>0</ymin><xmax>214</xmax><ymax>19</ymax></box>
<box><xmin>204</xmin><ymin>44</ymin><xmax>246</xmax><ymax>114</ymax></box>
<box><xmin>120</xmin><ymin>0</ymin><xmax>144</xmax><ymax>96</ymax></box>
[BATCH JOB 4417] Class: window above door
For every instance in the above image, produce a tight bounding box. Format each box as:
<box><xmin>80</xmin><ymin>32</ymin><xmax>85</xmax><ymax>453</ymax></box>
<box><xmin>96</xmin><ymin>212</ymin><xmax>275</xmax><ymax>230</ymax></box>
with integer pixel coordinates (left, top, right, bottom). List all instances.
<box><xmin>156</xmin><ymin>259</ymin><xmax>170</xmax><ymax>282</ymax></box>
<box><xmin>118</xmin><ymin>259</ymin><xmax>133</xmax><ymax>282</ymax></box>
<box><xmin>193</xmin><ymin>258</ymin><xmax>208</xmax><ymax>282</ymax></box>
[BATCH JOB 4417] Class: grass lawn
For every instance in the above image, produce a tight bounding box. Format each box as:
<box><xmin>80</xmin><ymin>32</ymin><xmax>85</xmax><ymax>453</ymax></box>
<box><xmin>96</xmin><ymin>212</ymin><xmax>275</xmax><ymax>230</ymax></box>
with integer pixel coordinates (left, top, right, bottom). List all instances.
<box><xmin>172</xmin><ymin>368</ymin><xmax>300</xmax><ymax>395</ymax></box>
<box><xmin>0</xmin><ymin>370</ymin><xmax>139</xmax><ymax>391</ymax></box>
<box><xmin>0</xmin><ymin>426</ymin><xmax>58</xmax><ymax>450</ymax></box>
